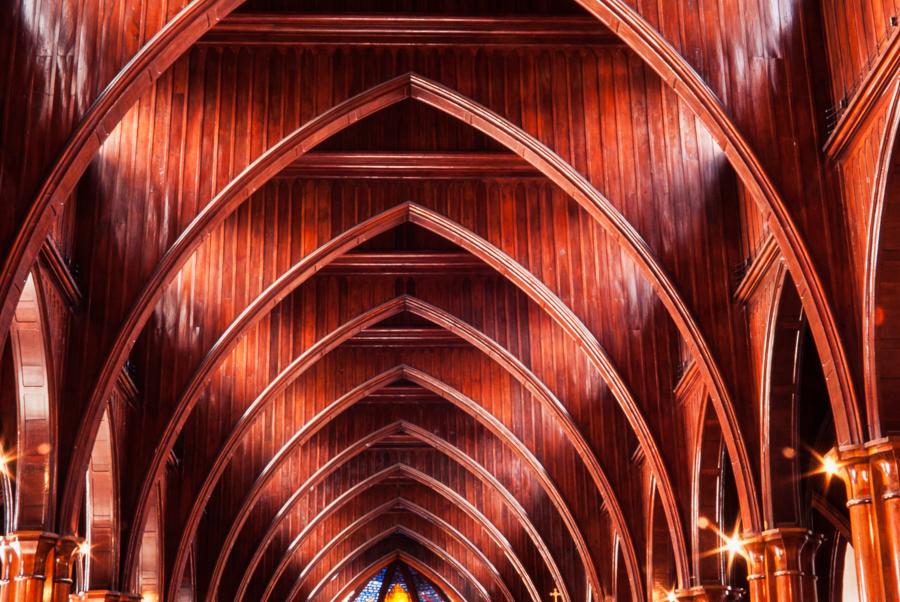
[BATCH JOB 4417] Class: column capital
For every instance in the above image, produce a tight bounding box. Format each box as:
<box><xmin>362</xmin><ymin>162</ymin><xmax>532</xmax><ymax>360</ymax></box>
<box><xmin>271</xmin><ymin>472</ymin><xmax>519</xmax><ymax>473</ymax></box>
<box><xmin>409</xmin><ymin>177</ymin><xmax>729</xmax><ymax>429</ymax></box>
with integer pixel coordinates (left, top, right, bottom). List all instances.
<box><xmin>3</xmin><ymin>531</ymin><xmax>59</xmax><ymax>579</ymax></box>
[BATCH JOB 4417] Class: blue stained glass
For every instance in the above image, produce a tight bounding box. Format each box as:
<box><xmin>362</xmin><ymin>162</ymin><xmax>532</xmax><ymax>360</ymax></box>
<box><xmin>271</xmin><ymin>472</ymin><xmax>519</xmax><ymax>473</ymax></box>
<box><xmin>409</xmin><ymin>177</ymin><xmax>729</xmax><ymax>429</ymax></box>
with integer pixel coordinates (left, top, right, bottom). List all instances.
<box><xmin>351</xmin><ymin>567</ymin><xmax>389</xmax><ymax>601</ymax></box>
<box><xmin>408</xmin><ymin>565</ymin><xmax>447</xmax><ymax>602</ymax></box>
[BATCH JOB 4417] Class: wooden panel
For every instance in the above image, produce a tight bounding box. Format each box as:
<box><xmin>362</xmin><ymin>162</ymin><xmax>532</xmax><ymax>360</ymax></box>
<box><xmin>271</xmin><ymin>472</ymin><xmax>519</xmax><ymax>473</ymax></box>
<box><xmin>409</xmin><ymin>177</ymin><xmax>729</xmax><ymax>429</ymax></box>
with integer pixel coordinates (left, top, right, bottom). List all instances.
<box><xmin>820</xmin><ymin>0</ymin><xmax>900</xmax><ymax>111</ymax></box>
<box><xmin>0</xmin><ymin>0</ymin><xmax>190</xmax><ymax>272</ymax></box>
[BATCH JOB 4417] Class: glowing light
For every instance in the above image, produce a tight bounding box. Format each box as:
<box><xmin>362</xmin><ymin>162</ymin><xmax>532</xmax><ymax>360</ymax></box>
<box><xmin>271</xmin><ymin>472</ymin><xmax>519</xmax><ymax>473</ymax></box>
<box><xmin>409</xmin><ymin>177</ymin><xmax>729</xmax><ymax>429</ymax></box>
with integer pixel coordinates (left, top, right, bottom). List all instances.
<box><xmin>385</xmin><ymin>583</ymin><xmax>410</xmax><ymax>602</ymax></box>
<box><xmin>697</xmin><ymin>516</ymin><xmax>710</xmax><ymax>530</ymax></box>
<box><xmin>724</xmin><ymin>534</ymin><xmax>744</xmax><ymax>556</ymax></box>
<box><xmin>823</xmin><ymin>454</ymin><xmax>840</xmax><ymax>476</ymax></box>
<box><xmin>78</xmin><ymin>541</ymin><xmax>91</xmax><ymax>557</ymax></box>
<box><xmin>665</xmin><ymin>591</ymin><xmax>678</xmax><ymax>602</ymax></box>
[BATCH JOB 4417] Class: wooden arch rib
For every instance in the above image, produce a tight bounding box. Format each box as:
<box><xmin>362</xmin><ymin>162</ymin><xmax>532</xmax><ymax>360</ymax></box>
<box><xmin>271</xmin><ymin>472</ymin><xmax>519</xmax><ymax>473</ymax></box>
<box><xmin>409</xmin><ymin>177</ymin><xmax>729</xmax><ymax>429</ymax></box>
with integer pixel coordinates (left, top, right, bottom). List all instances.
<box><xmin>154</xmin><ymin>250</ymin><xmax>655</xmax><ymax>598</ymax></box>
<box><xmin>139</xmin><ymin>203</ymin><xmax>682</xmax><ymax>596</ymax></box>
<box><xmin>10</xmin><ymin>272</ymin><xmax>54</xmax><ymax>530</ymax></box>
<box><xmin>68</xmin><ymin>70</ymin><xmax>749</xmax><ymax>555</ymax></box>
<box><xmin>85</xmin><ymin>407</ymin><xmax>118</xmax><ymax>589</ymax></box>
<box><xmin>569</xmin><ymin>0</ymin><xmax>862</xmax><ymax>446</ymax></box>
<box><xmin>307</xmin><ymin>525</ymin><xmax>489</xmax><ymax>602</ymax></box>
<box><xmin>863</xmin><ymin>80</ymin><xmax>900</xmax><ymax>438</ymax></box>
<box><xmin>335</xmin><ymin>550</ymin><xmax>465</xmax><ymax>602</ymax></box>
<box><xmin>276</xmin><ymin>496</ymin><xmax>514</xmax><ymax>602</ymax></box>
<box><xmin>242</xmin><ymin>458</ymin><xmax>536</xmax><ymax>602</ymax></box>
<box><xmin>0</xmin><ymin>0</ymin><xmax>859</xmax><ymax>457</ymax></box>
<box><xmin>232</xmin><ymin>423</ymin><xmax>540</xmax><ymax>600</ymax></box>
<box><xmin>124</xmin><ymin>213</ymin><xmax>688</xmax><ymax>594</ymax></box>
<box><xmin>132</xmin><ymin>203</ymin><xmax>676</xmax><ymax>596</ymax></box>
<box><xmin>0</xmin><ymin>0</ymin><xmax>242</xmax><ymax>350</ymax></box>
<box><xmin>192</xmin><ymin>364</ymin><xmax>588</xmax><ymax>602</ymax></box>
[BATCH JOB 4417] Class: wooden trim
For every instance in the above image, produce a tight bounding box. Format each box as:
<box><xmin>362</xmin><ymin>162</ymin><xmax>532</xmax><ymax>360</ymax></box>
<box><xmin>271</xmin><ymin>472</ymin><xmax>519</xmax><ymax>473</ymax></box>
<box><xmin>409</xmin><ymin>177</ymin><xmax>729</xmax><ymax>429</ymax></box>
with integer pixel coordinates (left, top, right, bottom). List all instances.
<box><xmin>37</xmin><ymin>239</ymin><xmax>82</xmax><ymax>308</ymax></box>
<box><xmin>320</xmin><ymin>252</ymin><xmax>491</xmax><ymax>275</ymax></box>
<box><xmin>734</xmin><ymin>233</ymin><xmax>781</xmax><ymax>303</ymax></box>
<box><xmin>673</xmin><ymin>360</ymin><xmax>701</xmax><ymax>399</ymax></box>
<box><xmin>277</xmin><ymin>152</ymin><xmax>541</xmax><ymax>180</ymax></box>
<box><xmin>825</xmin><ymin>30</ymin><xmax>900</xmax><ymax>160</ymax></box>
<box><xmin>344</xmin><ymin>328</ymin><xmax>469</xmax><ymax>348</ymax></box>
<box><xmin>199</xmin><ymin>14</ymin><xmax>621</xmax><ymax>47</ymax></box>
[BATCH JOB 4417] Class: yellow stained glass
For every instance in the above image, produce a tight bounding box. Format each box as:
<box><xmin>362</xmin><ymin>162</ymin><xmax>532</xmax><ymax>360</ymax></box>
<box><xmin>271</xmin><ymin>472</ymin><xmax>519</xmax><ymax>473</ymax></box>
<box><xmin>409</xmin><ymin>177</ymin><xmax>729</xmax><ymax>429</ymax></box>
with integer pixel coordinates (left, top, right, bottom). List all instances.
<box><xmin>385</xmin><ymin>583</ymin><xmax>411</xmax><ymax>602</ymax></box>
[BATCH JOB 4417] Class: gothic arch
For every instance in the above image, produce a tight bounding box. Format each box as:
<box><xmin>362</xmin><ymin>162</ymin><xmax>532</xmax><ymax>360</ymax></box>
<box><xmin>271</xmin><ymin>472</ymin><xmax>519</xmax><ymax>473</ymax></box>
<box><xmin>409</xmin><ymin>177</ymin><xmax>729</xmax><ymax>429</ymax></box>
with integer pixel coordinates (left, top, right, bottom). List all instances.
<box><xmin>228</xmin><ymin>438</ymin><xmax>544</xmax><ymax>602</ymax></box>
<box><xmin>182</xmin><ymin>364</ymin><xmax>602</xmax><ymax>602</ymax></box>
<box><xmin>84</xmin><ymin>406</ymin><xmax>118</xmax><ymax>590</ymax></box>
<box><xmin>863</xmin><ymin>80</ymin><xmax>900</xmax><ymax>437</ymax></box>
<box><xmin>130</xmin><ymin>203</ymin><xmax>685</xmax><ymax>596</ymax></box>
<box><xmin>65</xmin><ymin>73</ymin><xmax>757</xmax><ymax>555</ymax></box>
<box><xmin>9</xmin><ymin>272</ymin><xmax>54</xmax><ymax>531</ymax></box>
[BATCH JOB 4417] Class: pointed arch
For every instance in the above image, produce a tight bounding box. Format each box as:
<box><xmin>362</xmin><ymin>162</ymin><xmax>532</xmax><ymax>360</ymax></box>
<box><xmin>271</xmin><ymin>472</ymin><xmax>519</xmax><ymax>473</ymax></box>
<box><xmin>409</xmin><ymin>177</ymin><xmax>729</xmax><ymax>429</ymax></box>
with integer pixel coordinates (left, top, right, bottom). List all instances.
<box><xmin>337</xmin><ymin>551</ymin><xmax>465</xmax><ymax>602</ymax></box>
<box><xmin>307</xmin><ymin>525</ymin><xmax>489</xmax><ymax>602</ymax></box>
<box><xmin>170</xmin><ymin>293</ymin><xmax>637</xmax><ymax>601</ymax></box>
<box><xmin>568</xmin><ymin>0</ymin><xmax>862</xmax><ymax>446</ymax></box>
<box><xmin>84</xmin><ymin>406</ymin><xmax>118</xmax><ymax>590</ymax></box>
<box><xmin>66</xmin><ymin>73</ymin><xmax>755</xmax><ymax>560</ymax></box>
<box><xmin>692</xmin><ymin>397</ymin><xmax>727</xmax><ymax>585</ymax></box>
<box><xmin>760</xmin><ymin>264</ymin><xmax>805</xmax><ymax>526</ymax></box>
<box><xmin>232</xmin><ymin>423</ymin><xmax>540</xmax><ymax>600</ymax></box>
<box><xmin>9</xmin><ymin>272</ymin><xmax>55</xmax><ymax>531</ymax></box>
<box><xmin>136</xmin><ymin>482</ymin><xmax>162</xmax><ymax>601</ymax></box>
<box><xmin>864</xmin><ymin>80</ymin><xmax>900</xmax><ymax>437</ymax></box>
<box><xmin>130</xmin><ymin>203</ymin><xmax>683</xmax><ymax>596</ymax></box>
<box><xmin>191</xmin><ymin>365</ymin><xmax>592</xmax><ymax>602</ymax></box>
<box><xmin>276</xmin><ymin>496</ymin><xmax>514</xmax><ymax>602</ymax></box>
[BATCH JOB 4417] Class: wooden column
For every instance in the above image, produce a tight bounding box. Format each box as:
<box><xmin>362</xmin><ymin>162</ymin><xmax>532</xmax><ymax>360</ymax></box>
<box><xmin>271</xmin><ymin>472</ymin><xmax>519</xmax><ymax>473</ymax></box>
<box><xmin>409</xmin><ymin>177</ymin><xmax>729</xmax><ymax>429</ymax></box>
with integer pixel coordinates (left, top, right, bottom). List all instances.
<box><xmin>50</xmin><ymin>537</ymin><xmax>79</xmax><ymax>602</ymax></box>
<box><xmin>3</xmin><ymin>532</ymin><xmax>57</xmax><ymax>602</ymax></box>
<box><xmin>744</xmin><ymin>534</ymin><xmax>768</xmax><ymax>602</ymax></box>
<box><xmin>839</xmin><ymin>437</ymin><xmax>900</xmax><ymax>601</ymax></box>
<box><xmin>742</xmin><ymin>529</ymin><xmax>821</xmax><ymax>602</ymax></box>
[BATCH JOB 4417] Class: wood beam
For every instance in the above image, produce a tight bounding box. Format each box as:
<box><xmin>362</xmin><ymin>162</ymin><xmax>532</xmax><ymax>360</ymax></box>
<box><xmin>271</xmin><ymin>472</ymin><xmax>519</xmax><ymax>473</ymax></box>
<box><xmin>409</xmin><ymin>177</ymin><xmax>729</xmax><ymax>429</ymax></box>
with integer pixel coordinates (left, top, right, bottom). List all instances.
<box><xmin>199</xmin><ymin>14</ymin><xmax>621</xmax><ymax>47</ymax></box>
<box><xmin>825</xmin><ymin>30</ymin><xmax>900</xmax><ymax>160</ymax></box>
<box><xmin>276</xmin><ymin>152</ymin><xmax>542</xmax><ymax>180</ymax></box>
<box><xmin>345</xmin><ymin>328</ymin><xmax>469</xmax><ymax>348</ymax></box>
<box><xmin>734</xmin><ymin>233</ymin><xmax>780</xmax><ymax>303</ymax></box>
<box><xmin>38</xmin><ymin>238</ymin><xmax>82</xmax><ymax>308</ymax></box>
<box><xmin>320</xmin><ymin>252</ymin><xmax>491</xmax><ymax>276</ymax></box>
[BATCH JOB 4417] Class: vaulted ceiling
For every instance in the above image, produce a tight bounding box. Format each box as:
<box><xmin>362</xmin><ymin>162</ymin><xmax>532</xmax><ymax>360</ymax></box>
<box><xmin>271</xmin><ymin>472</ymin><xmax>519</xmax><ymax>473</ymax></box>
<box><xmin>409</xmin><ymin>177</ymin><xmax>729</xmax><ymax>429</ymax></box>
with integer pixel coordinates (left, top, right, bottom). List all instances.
<box><xmin>1</xmin><ymin>1</ymin><xmax>898</xmax><ymax>601</ymax></box>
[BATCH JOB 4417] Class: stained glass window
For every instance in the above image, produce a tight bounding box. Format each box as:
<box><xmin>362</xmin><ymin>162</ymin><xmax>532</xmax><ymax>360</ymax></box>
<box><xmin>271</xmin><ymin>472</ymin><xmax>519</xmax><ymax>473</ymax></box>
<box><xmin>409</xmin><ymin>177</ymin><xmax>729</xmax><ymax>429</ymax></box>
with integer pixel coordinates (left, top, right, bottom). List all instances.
<box><xmin>351</xmin><ymin>567</ymin><xmax>388</xmax><ymax>601</ymax></box>
<box><xmin>349</xmin><ymin>562</ymin><xmax>448</xmax><ymax>602</ymax></box>
<box><xmin>408</xmin><ymin>564</ymin><xmax>447</xmax><ymax>602</ymax></box>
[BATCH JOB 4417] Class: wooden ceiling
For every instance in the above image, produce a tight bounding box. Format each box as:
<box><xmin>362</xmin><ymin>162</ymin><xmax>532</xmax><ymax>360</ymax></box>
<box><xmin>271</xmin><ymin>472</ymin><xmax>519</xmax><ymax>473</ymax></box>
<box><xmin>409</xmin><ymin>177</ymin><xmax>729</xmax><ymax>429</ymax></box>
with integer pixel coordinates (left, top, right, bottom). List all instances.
<box><xmin>0</xmin><ymin>0</ymin><xmax>898</xmax><ymax>601</ymax></box>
